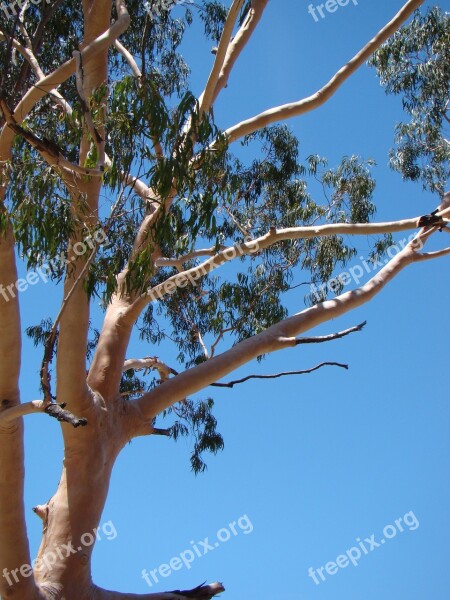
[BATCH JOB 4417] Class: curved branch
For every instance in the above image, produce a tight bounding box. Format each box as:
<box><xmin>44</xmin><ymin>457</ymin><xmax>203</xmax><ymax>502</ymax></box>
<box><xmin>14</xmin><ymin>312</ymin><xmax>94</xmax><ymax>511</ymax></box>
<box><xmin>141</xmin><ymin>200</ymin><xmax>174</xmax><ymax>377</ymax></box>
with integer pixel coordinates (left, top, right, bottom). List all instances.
<box><xmin>414</xmin><ymin>246</ymin><xmax>450</xmax><ymax>261</ymax></box>
<box><xmin>0</xmin><ymin>31</ymin><xmax>73</xmax><ymax>116</ymax></box>
<box><xmin>0</xmin><ymin>0</ymin><xmax>130</xmax><ymax>150</ymax></box>
<box><xmin>201</xmin><ymin>0</ymin><xmax>269</xmax><ymax>114</ymax></box>
<box><xmin>210</xmin><ymin>361</ymin><xmax>348</xmax><ymax>388</ymax></box>
<box><xmin>199</xmin><ymin>0</ymin><xmax>245</xmax><ymax>115</ymax></box>
<box><xmin>123</xmin><ymin>357</ymin><xmax>177</xmax><ymax>381</ymax></box>
<box><xmin>114</xmin><ymin>39</ymin><xmax>142</xmax><ymax>78</ymax></box>
<box><xmin>295</xmin><ymin>321</ymin><xmax>366</xmax><ymax>344</ymax></box>
<box><xmin>134</xmin><ymin>228</ymin><xmax>447</xmax><ymax>420</ymax></box>
<box><xmin>127</xmin><ymin>214</ymin><xmax>427</xmax><ymax>321</ymax></box>
<box><xmin>221</xmin><ymin>0</ymin><xmax>424</xmax><ymax>144</ymax></box>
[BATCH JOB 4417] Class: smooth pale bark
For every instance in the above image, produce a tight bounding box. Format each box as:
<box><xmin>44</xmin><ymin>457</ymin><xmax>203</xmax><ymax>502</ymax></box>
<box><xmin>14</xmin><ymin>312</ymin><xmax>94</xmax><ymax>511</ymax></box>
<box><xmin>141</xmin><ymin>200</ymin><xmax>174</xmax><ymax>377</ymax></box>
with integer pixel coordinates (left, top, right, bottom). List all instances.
<box><xmin>56</xmin><ymin>0</ymin><xmax>112</xmax><ymax>415</ymax></box>
<box><xmin>0</xmin><ymin>1</ymin><xmax>443</xmax><ymax>598</ymax></box>
<box><xmin>221</xmin><ymin>0</ymin><xmax>425</xmax><ymax>143</ymax></box>
<box><xmin>200</xmin><ymin>0</ymin><xmax>269</xmax><ymax>113</ymax></box>
<box><xmin>133</xmin><ymin>233</ymin><xmax>429</xmax><ymax>420</ymax></box>
<box><xmin>126</xmin><ymin>213</ymin><xmax>428</xmax><ymax>322</ymax></box>
<box><xmin>0</xmin><ymin>225</ymin><xmax>38</xmax><ymax>599</ymax></box>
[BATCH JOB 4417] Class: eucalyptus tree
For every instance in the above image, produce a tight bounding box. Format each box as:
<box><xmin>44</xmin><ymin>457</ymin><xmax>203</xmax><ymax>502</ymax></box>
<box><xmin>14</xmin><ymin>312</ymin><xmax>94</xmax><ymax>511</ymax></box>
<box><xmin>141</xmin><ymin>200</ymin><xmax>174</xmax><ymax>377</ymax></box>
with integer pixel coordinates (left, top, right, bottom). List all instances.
<box><xmin>0</xmin><ymin>1</ymin><xmax>448</xmax><ymax>598</ymax></box>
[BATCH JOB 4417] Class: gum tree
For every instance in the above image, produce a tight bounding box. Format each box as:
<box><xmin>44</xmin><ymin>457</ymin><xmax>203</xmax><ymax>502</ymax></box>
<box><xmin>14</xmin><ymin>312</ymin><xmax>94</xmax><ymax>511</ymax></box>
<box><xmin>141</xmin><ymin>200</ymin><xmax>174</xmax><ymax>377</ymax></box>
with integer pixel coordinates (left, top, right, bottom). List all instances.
<box><xmin>0</xmin><ymin>1</ymin><xmax>448</xmax><ymax>598</ymax></box>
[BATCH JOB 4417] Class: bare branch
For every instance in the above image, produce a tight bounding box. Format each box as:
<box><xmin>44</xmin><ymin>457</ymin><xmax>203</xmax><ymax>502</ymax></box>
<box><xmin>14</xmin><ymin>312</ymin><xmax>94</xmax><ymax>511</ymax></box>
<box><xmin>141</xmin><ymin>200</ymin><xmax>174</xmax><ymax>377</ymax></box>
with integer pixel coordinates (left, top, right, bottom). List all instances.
<box><xmin>414</xmin><ymin>247</ymin><xmax>450</xmax><ymax>261</ymax></box>
<box><xmin>201</xmin><ymin>0</ymin><xmax>269</xmax><ymax>113</ymax></box>
<box><xmin>210</xmin><ymin>362</ymin><xmax>348</xmax><ymax>388</ymax></box>
<box><xmin>123</xmin><ymin>357</ymin><xmax>178</xmax><ymax>382</ymax></box>
<box><xmin>127</xmin><ymin>213</ymin><xmax>429</xmax><ymax>321</ymax></box>
<box><xmin>155</xmin><ymin>246</ymin><xmax>221</xmax><ymax>270</ymax></box>
<box><xmin>220</xmin><ymin>0</ymin><xmax>425</xmax><ymax>144</ymax></box>
<box><xmin>295</xmin><ymin>321</ymin><xmax>367</xmax><ymax>344</ymax></box>
<box><xmin>0</xmin><ymin>399</ymin><xmax>87</xmax><ymax>427</ymax></box>
<box><xmin>94</xmin><ymin>582</ymin><xmax>225</xmax><ymax>599</ymax></box>
<box><xmin>134</xmin><ymin>227</ymin><xmax>449</xmax><ymax>420</ymax></box>
<box><xmin>199</xmin><ymin>0</ymin><xmax>245</xmax><ymax>115</ymax></box>
<box><xmin>114</xmin><ymin>39</ymin><xmax>142</xmax><ymax>78</ymax></box>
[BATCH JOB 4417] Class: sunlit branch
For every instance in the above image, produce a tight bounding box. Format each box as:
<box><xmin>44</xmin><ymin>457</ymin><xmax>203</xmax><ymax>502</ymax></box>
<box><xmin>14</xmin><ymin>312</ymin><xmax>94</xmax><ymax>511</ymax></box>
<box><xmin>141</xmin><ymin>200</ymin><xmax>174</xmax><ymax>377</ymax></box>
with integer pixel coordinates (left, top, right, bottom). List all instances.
<box><xmin>114</xmin><ymin>39</ymin><xmax>142</xmax><ymax>78</ymax></box>
<box><xmin>123</xmin><ymin>357</ymin><xmax>177</xmax><ymax>382</ymax></box>
<box><xmin>93</xmin><ymin>581</ymin><xmax>225</xmax><ymax>600</ymax></box>
<box><xmin>155</xmin><ymin>246</ymin><xmax>221</xmax><ymax>270</ymax></box>
<box><xmin>127</xmin><ymin>213</ymin><xmax>432</xmax><ymax>319</ymax></box>
<box><xmin>207</xmin><ymin>0</ymin><xmax>269</xmax><ymax>110</ymax></box>
<box><xmin>199</xmin><ymin>0</ymin><xmax>245</xmax><ymax>116</ymax></box>
<box><xmin>0</xmin><ymin>399</ymin><xmax>87</xmax><ymax>427</ymax></box>
<box><xmin>217</xmin><ymin>0</ymin><xmax>425</xmax><ymax>144</ymax></box>
<box><xmin>133</xmin><ymin>224</ymin><xmax>450</xmax><ymax>420</ymax></box>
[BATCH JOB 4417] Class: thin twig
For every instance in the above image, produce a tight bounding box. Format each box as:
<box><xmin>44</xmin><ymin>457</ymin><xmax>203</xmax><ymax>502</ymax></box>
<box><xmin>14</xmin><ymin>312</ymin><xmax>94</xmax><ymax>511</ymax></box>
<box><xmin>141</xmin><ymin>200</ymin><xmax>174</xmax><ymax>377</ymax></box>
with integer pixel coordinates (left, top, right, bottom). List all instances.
<box><xmin>210</xmin><ymin>362</ymin><xmax>348</xmax><ymax>388</ymax></box>
<box><xmin>295</xmin><ymin>321</ymin><xmax>366</xmax><ymax>344</ymax></box>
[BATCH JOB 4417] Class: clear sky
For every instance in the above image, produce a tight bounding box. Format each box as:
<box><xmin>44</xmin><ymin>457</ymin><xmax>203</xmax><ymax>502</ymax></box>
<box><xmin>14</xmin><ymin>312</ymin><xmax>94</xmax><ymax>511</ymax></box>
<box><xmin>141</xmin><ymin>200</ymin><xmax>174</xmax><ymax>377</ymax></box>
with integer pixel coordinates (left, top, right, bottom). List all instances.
<box><xmin>17</xmin><ymin>1</ymin><xmax>449</xmax><ymax>599</ymax></box>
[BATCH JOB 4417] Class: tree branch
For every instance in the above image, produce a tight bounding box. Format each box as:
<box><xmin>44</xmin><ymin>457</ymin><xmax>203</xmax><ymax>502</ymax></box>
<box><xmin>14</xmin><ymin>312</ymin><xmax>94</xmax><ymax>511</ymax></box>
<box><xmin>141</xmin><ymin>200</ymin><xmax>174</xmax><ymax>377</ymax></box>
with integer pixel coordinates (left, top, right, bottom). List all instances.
<box><xmin>155</xmin><ymin>246</ymin><xmax>221</xmax><ymax>270</ymax></box>
<box><xmin>0</xmin><ymin>399</ymin><xmax>87</xmax><ymax>427</ymax></box>
<box><xmin>209</xmin><ymin>323</ymin><xmax>365</xmax><ymax>386</ymax></box>
<box><xmin>295</xmin><ymin>321</ymin><xmax>366</xmax><ymax>344</ymax></box>
<box><xmin>201</xmin><ymin>0</ymin><xmax>269</xmax><ymax>114</ymax></box>
<box><xmin>94</xmin><ymin>582</ymin><xmax>225</xmax><ymax>599</ymax></box>
<box><xmin>0</xmin><ymin>28</ymin><xmax>74</xmax><ymax>118</ymax></box>
<box><xmin>127</xmin><ymin>213</ymin><xmax>429</xmax><ymax>321</ymax></box>
<box><xmin>414</xmin><ymin>246</ymin><xmax>450</xmax><ymax>261</ymax></box>
<box><xmin>134</xmin><ymin>227</ymin><xmax>448</xmax><ymax>420</ymax></box>
<box><xmin>210</xmin><ymin>361</ymin><xmax>348</xmax><ymax>388</ymax></box>
<box><xmin>198</xmin><ymin>0</ymin><xmax>245</xmax><ymax>116</ymax></box>
<box><xmin>123</xmin><ymin>357</ymin><xmax>178</xmax><ymax>382</ymax></box>
<box><xmin>220</xmin><ymin>0</ymin><xmax>424</xmax><ymax>144</ymax></box>
<box><xmin>0</xmin><ymin>0</ymin><xmax>130</xmax><ymax>151</ymax></box>
<box><xmin>0</xmin><ymin>96</ymin><xmax>103</xmax><ymax>177</ymax></box>
<box><xmin>114</xmin><ymin>39</ymin><xmax>142</xmax><ymax>78</ymax></box>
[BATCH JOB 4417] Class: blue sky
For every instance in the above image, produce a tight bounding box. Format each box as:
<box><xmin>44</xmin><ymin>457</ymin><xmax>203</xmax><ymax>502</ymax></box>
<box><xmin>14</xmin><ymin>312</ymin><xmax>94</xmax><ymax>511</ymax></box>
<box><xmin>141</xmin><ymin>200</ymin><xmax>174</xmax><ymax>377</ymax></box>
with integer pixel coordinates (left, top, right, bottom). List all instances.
<box><xmin>17</xmin><ymin>1</ymin><xmax>449</xmax><ymax>599</ymax></box>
